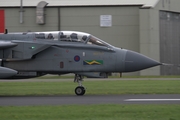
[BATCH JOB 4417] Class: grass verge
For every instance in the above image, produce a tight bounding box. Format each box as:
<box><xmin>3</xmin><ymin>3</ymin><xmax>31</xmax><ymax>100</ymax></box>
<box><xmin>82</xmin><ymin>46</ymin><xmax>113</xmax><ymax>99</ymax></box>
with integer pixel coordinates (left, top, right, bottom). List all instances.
<box><xmin>0</xmin><ymin>80</ymin><xmax>180</xmax><ymax>96</ymax></box>
<box><xmin>0</xmin><ymin>104</ymin><xmax>180</xmax><ymax>120</ymax></box>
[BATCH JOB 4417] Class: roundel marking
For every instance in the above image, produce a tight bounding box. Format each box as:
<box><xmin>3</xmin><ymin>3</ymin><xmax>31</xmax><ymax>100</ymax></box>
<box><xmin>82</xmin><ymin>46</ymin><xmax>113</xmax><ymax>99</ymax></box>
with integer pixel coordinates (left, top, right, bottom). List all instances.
<box><xmin>74</xmin><ymin>55</ymin><xmax>80</xmax><ymax>62</ymax></box>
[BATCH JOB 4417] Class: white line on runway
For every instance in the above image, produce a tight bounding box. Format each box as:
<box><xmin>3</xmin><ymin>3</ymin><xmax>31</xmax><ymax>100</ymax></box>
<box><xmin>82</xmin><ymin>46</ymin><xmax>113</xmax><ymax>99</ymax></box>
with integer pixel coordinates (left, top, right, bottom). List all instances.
<box><xmin>124</xmin><ymin>99</ymin><xmax>180</xmax><ymax>101</ymax></box>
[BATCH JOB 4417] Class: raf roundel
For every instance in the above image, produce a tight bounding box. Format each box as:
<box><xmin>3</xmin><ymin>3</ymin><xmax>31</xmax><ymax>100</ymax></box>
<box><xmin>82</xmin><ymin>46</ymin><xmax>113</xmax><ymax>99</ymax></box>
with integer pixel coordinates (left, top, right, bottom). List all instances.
<box><xmin>74</xmin><ymin>55</ymin><xmax>80</xmax><ymax>62</ymax></box>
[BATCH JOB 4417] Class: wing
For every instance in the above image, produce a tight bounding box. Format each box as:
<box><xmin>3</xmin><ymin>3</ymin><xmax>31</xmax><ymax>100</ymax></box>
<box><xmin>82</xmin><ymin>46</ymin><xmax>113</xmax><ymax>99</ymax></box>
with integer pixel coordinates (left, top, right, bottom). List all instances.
<box><xmin>0</xmin><ymin>41</ymin><xmax>18</xmax><ymax>78</ymax></box>
<box><xmin>0</xmin><ymin>66</ymin><xmax>17</xmax><ymax>79</ymax></box>
<box><xmin>0</xmin><ymin>41</ymin><xmax>17</xmax><ymax>49</ymax></box>
<box><xmin>3</xmin><ymin>40</ymin><xmax>51</xmax><ymax>61</ymax></box>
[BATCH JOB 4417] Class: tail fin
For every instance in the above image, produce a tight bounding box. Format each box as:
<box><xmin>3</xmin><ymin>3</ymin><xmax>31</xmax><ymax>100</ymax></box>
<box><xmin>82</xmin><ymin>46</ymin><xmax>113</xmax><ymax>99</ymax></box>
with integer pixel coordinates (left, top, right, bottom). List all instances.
<box><xmin>0</xmin><ymin>10</ymin><xmax>5</xmax><ymax>33</ymax></box>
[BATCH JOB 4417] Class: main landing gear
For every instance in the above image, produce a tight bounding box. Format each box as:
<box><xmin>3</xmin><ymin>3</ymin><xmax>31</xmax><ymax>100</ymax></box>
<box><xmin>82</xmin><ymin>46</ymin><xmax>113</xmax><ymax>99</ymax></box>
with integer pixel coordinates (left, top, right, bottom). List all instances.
<box><xmin>74</xmin><ymin>74</ymin><xmax>86</xmax><ymax>96</ymax></box>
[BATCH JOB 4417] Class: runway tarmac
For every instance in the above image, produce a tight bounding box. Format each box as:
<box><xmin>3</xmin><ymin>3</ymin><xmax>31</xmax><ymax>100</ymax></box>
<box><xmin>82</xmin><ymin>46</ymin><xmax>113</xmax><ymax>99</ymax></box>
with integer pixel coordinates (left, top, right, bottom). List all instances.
<box><xmin>0</xmin><ymin>94</ymin><xmax>180</xmax><ymax>106</ymax></box>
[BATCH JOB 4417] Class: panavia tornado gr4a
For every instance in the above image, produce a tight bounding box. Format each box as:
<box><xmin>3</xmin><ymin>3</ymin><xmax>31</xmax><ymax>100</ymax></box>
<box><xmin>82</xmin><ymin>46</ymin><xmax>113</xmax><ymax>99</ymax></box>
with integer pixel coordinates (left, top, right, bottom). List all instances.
<box><xmin>0</xmin><ymin>31</ymin><xmax>161</xmax><ymax>95</ymax></box>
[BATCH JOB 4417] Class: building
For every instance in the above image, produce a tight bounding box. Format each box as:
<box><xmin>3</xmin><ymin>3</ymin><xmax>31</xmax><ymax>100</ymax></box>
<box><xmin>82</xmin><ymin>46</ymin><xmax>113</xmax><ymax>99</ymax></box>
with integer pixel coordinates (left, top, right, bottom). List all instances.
<box><xmin>0</xmin><ymin>0</ymin><xmax>180</xmax><ymax>76</ymax></box>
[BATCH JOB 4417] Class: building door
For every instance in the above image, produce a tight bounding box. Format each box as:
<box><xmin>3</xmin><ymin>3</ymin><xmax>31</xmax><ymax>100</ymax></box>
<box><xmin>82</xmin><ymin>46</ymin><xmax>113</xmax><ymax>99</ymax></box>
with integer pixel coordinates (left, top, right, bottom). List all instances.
<box><xmin>160</xmin><ymin>11</ymin><xmax>180</xmax><ymax>75</ymax></box>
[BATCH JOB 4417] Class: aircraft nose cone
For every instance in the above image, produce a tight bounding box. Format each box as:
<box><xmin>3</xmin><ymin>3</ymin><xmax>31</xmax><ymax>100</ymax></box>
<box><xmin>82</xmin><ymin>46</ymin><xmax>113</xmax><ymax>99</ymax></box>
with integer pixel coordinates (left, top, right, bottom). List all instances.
<box><xmin>124</xmin><ymin>50</ymin><xmax>161</xmax><ymax>72</ymax></box>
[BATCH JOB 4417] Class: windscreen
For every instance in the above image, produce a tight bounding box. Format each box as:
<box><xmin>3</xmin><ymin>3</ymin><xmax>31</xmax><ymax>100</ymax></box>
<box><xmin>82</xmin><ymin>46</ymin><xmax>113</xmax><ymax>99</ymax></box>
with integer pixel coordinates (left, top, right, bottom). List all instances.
<box><xmin>87</xmin><ymin>35</ymin><xmax>112</xmax><ymax>48</ymax></box>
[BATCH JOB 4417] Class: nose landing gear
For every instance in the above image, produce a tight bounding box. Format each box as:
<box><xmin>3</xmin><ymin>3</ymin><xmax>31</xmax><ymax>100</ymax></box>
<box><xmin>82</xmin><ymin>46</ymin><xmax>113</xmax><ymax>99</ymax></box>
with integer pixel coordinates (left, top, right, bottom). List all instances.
<box><xmin>75</xmin><ymin>86</ymin><xmax>85</xmax><ymax>96</ymax></box>
<box><xmin>74</xmin><ymin>74</ymin><xmax>86</xmax><ymax>96</ymax></box>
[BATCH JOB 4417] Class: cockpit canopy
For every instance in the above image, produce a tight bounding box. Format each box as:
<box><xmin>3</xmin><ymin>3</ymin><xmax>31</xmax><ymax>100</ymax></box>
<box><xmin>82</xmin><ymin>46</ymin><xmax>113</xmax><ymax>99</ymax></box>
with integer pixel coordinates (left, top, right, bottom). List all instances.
<box><xmin>31</xmin><ymin>31</ymin><xmax>113</xmax><ymax>48</ymax></box>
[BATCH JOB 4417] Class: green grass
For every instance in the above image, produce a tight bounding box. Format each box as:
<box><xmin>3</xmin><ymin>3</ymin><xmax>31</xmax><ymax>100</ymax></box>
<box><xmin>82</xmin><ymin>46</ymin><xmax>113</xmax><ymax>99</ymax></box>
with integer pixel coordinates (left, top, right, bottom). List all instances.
<box><xmin>0</xmin><ymin>80</ymin><xmax>180</xmax><ymax>96</ymax></box>
<box><xmin>0</xmin><ymin>104</ymin><xmax>180</xmax><ymax>120</ymax></box>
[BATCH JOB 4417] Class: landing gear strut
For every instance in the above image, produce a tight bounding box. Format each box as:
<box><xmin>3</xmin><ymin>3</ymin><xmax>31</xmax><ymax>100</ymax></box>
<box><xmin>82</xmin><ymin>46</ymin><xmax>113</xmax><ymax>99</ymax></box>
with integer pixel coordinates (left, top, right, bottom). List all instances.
<box><xmin>74</xmin><ymin>74</ymin><xmax>86</xmax><ymax>96</ymax></box>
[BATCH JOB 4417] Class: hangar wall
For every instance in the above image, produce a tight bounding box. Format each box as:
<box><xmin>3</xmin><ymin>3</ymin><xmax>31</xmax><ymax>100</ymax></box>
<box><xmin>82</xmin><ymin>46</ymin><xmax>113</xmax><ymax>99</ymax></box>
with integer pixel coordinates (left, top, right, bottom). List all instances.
<box><xmin>4</xmin><ymin>6</ymin><xmax>140</xmax><ymax>54</ymax></box>
<box><xmin>60</xmin><ymin>6</ymin><xmax>140</xmax><ymax>76</ymax></box>
<box><xmin>139</xmin><ymin>9</ymin><xmax>160</xmax><ymax>75</ymax></box>
<box><xmin>157</xmin><ymin>0</ymin><xmax>180</xmax><ymax>75</ymax></box>
<box><xmin>4</xmin><ymin>8</ymin><xmax>58</xmax><ymax>32</ymax></box>
<box><xmin>160</xmin><ymin>11</ymin><xmax>180</xmax><ymax>75</ymax></box>
<box><xmin>139</xmin><ymin>0</ymin><xmax>180</xmax><ymax>75</ymax></box>
<box><xmin>60</xmin><ymin>7</ymin><xmax>140</xmax><ymax>55</ymax></box>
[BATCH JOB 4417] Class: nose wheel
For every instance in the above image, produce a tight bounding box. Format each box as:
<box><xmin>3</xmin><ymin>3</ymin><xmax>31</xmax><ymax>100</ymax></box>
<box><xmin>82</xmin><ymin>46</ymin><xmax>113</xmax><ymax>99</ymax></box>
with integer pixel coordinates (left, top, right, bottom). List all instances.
<box><xmin>74</xmin><ymin>74</ymin><xmax>86</xmax><ymax>96</ymax></box>
<box><xmin>75</xmin><ymin>86</ymin><xmax>85</xmax><ymax>96</ymax></box>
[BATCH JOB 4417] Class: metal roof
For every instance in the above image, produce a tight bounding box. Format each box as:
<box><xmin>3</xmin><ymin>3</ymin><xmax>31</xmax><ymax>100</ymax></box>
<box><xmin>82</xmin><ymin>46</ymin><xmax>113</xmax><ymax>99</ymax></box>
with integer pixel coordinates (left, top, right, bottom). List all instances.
<box><xmin>0</xmin><ymin>0</ymin><xmax>159</xmax><ymax>8</ymax></box>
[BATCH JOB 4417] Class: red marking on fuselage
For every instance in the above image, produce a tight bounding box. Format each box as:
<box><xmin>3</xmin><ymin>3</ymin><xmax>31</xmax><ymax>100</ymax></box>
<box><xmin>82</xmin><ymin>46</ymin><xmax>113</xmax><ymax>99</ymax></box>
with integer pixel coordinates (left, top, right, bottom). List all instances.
<box><xmin>75</xmin><ymin>56</ymin><xmax>79</xmax><ymax>61</ymax></box>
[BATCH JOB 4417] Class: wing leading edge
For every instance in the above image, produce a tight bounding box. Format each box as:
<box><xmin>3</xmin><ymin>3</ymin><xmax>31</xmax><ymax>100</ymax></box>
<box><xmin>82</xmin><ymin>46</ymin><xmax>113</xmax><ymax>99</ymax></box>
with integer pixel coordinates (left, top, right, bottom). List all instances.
<box><xmin>0</xmin><ymin>41</ymin><xmax>17</xmax><ymax>49</ymax></box>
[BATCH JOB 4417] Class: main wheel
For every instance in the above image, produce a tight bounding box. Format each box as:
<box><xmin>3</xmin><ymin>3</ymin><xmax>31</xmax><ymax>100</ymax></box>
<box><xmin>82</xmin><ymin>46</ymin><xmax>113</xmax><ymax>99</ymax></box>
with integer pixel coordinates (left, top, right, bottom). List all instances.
<box><xmin>75</xmin><ymin>86</ymin><xmax>86</xmax><ymax>96</ymax></box>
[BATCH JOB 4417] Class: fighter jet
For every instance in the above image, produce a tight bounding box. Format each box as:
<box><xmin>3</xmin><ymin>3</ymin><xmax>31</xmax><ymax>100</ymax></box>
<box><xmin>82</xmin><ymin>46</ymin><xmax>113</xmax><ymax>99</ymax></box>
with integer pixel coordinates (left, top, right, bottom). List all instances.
<box><xmin>0</xmin><ymin>31</ymin><xmax>161</xmax><ymax>95</ymax></box>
